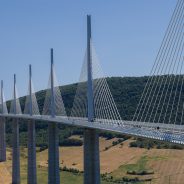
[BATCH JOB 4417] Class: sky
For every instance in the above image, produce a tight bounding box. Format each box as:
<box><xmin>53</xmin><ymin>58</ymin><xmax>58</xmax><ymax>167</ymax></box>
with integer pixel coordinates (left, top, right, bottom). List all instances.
<box><xmin>0</xmin><ymin>0</ymin><xmax>177</xmax><ymax>99</ymax></box>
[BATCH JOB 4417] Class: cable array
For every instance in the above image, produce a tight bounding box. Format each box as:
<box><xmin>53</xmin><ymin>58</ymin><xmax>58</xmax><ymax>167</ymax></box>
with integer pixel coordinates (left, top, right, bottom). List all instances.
<box><xmin>0</xmin><ymin>91</ymin><xmax>8</xmax><ymax>114</ymax></box>
<box><xmin>70</xmin><ymin>51</ymin><xmax>88</xmax><ymax>119</ymax></box>
<box><xmin>133</xmin><ymin>0</ymin><xmax>184</xmax><ymax>129</ymax></box>
<box><xmin>42</xmin><ymin>66</ymin><xmax>66</xmax><ymax>116</ymax></box>
<box><xmin>10</xmin><ymin>86</ymin><xmax>22</xmax><ymax>114</ymax></box>
<box><xmin>24</xmin><ymin>80</ymin><xmax>40</xmax><ymax>115</ymax></box>
<box><xmin>71</xmin><ymin>40</ymin><xmax>122</xmax><ymax>125</ymax></box>
<box><xmin>91</xmin><ymin>42</ymin><xmax>122</xmax><ymax>124</ymax></box>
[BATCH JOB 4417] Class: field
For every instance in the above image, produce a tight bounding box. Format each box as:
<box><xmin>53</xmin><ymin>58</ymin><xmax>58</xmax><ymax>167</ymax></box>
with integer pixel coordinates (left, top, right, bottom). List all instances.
<box><xmin>1</xmin><ymin>137</ymin><xmax>184</xmax><ymax>183</ymax></box>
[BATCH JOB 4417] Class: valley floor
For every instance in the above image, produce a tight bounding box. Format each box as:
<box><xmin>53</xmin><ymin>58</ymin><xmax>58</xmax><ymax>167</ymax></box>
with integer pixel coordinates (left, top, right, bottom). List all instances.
<box><xmin>1</xmin><ymin>137</ymin><xmax>184</xmax><ymax>184</ymax></box>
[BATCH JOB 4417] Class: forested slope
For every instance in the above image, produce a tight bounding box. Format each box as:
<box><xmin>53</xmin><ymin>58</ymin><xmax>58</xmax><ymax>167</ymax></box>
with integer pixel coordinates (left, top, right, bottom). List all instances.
<box><xmin>6</xmin><ymin>76</ymin><xmax>148</xmax><ymax>146</ymax></box>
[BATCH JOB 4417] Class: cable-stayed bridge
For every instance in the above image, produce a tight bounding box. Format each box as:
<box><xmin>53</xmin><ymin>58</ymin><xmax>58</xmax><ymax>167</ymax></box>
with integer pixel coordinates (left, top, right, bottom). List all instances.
<box><xmin>1</xmin><ymin>0</ymin><xmax>184</xmax><ymax>183</ymax></box>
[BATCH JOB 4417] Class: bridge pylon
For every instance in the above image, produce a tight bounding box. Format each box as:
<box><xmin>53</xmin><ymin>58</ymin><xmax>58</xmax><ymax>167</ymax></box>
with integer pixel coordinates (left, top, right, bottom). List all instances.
<box><xmin>11</xmin><ymin>74</ymin><xmax>21</xmax><ymax>184</ymax></box>
<box><xmin>27</xmin><ymin>65</ymin><xmax>37</xmax><ymax>184</ymax></box>
<box><xmin>48</xmin><ymin>48</ymin><xmax>60</xmax><ymax>184</ymax></box>
<box><xmin>84</xmin><ymin>15</ymin><xmax>100</xmax><ymax>184</ymax></box>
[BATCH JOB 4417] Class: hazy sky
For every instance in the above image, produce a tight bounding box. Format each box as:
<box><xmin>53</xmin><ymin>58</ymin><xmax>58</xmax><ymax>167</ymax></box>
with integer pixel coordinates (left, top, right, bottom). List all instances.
<box><xmin>0</xmin><ymin>0</ymin><xmax>176</xmax><ymax>99</ymax></box>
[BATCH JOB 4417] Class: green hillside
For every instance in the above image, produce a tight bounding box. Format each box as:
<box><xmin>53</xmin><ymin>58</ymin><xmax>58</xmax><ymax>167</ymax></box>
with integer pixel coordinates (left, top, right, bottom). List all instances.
<box><xmin>5</xmin><ymin>75</ymin><xmax>184</xmax><ymax>150</ymax></box>
<box><xmin>13</xmin><ymin>76</ymin><xmax>147</xmax><ymax>119</ymax></box>
<box><xmin>5</xmin><ymin>76</ymin><xmax>147</xmax><ymax>147</ymax></box>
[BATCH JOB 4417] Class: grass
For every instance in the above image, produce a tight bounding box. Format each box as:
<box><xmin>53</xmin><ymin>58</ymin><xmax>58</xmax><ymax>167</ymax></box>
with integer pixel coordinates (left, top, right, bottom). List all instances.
<box><xmin>11</xmin><ymin>147</ymin><xmax>114</xmax><ymax>184</ymax></box>
<box><xmin>125</xmin><ymin>156</ymin><xmax>148</xmax><ymax>172</ymax></box>
<box><xmin>112</xmin><ymin>156</ymin><xmax>148</xmax><ymax>178</ymax></box>
<box><xmin>1</xmin><ymin>138</ymin><xmax>184</xmax><ymax>184</ymax></box>
<box><xmin>21</xmin><ymin>167</ymin><xmax>114</xmax><ymax>184</ymax></box>
<box><xmin>111</xmin><ymin>155</ymin><xmax>156</xmax><ymax>184</ymax></box>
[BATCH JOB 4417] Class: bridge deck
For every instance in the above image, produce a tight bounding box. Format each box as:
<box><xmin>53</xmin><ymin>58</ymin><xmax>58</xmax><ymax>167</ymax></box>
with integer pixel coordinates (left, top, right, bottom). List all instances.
<box><xmin>1</xmin><ymin>114</ymin><xmax>184</xmax><ymax>145</ymax></box>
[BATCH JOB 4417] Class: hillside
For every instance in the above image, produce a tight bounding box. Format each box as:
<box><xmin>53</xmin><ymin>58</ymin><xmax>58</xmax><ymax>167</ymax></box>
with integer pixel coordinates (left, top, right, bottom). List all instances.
<box><xmin>3</xmin><ymin>76</ymin><xmax>184</xmax><ymax>184</ymax></box>
<box><xmin>16</xmin><ymin>76</ymin><xmax>147</xmax><ymax>119</ymax></box>
<box><xmin>5</xmin><ymin>76</ymin><xmax>147</xmax><ymax>146</ymax></box>
<box><xmin>1</xmin><ymin>136</ymin><xmax>184</xmax><ymax>184</ymax></box>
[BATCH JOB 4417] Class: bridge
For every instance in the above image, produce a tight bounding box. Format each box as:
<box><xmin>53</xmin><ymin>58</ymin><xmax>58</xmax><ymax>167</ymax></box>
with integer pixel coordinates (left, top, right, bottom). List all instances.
<box><xmin>1</xmin><ymin>0</ymin><xmax>184</xmax><ymax>183</ymax></box>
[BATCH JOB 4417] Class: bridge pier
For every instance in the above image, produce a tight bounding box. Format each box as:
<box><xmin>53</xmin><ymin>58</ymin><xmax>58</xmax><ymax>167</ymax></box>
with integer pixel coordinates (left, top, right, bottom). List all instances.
<box><xmin>0</xmin><ymin>117</ymin><xmax>6</xmax><ymax>162</ymax></box>
<box><xmin>12</xmin><ymin>118</ymin><xmax>20</xmax><ymax>184</ymax></box>
<box><xmin>83</xmin><ymin>15</ymin><xmax>101</xmax><ymax>184</ymax></box>
<box><xmin>84</xmin><ymin>128</ymin><xmax>100</xmax><ymax>184</ymax></box>
<box><xmin>48</xmin><ymin>122</ymin><xmax>60</xmax><ymax>184</ymax></box>
<box><xmin>27</xmin><ymin>119</ymin><xmax>37</xmax><ymax>184</ymax></box>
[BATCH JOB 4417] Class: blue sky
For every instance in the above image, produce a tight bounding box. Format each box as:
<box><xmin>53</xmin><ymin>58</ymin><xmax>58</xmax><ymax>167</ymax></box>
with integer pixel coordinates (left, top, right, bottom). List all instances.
<box><xmin>0</xmin><ymin>0</ymin><xmax>176</xmax><ymax>99</ymax></box>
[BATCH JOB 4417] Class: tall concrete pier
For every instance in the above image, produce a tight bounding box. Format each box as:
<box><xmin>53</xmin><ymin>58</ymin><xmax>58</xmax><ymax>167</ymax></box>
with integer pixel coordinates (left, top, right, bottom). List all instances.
<box><xmin>0</xmin><ymin>117</ymin><xmax>6</xmax><ymax>162</ymax></box>
<box><xmin>48</xmin><ymin>122</ymin><xmax>60</xmax><ymax>184</ymax></box>
<box><xmin>48</xmin><ymin>48</ymin><xmax>60</xmax><ymax>184</ymax></box>
<box><xmin>0</xmin><ymin>80</ymin><xmax>6</xmax><ymax>162</ymax></box>
<box><xmin>28</xmin><ymin>120</ymin><xmax>36</xmax><ymax>184</ymax></box>
<box><xmin>12</xmin><ymin>118</ymin><xmax>20</xmax><ymax>184</ymax></box>
<box><xmin>27</xmin><ymin>65</ymin><xmax>37</xmax><ymax>184</ymax></box>
<box><xmin>12</xmin><ymin>74</ymin><xmax>20</xmax><ymax>184</ymax></box>
<box><xmin>84</xmin><ymin>15</ymin><xmax>100</xmax><ymax>184</ymax></box>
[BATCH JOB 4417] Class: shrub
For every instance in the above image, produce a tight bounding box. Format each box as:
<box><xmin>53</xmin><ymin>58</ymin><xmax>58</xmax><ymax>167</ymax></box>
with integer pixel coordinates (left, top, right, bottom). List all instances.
<box><xmin>59</xmin><ymin>138</ymin><xmax>83</xmax><ymax>146</ymax></box>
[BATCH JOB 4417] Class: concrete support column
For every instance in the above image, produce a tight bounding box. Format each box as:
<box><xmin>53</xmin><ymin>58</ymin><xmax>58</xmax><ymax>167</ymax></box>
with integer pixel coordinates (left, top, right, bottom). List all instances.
<box><xmin>27</xmin><ymin>120</ymin><xmax>37</xmax><ymax>184</ymax></box>
<box><xmin>84</xmin><ymin>128</ymin><xmax>100</xmax><ymax>184</ymax></box>
<box><xmin>48</xmin><ymin>122</ymin><xmax>60</xmax><ymax>184</ymax></box>
<box><xmin>0</xmin><ymin>117</ymin><xmax>6</xmax><ymax>162</ymax></box>
<box><xmin>12</xmin><ymin>118</ymin><xmax>20</xmax><ymax>184</ymax></box>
